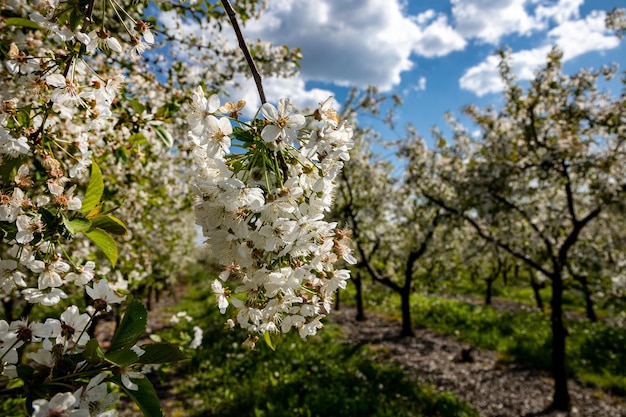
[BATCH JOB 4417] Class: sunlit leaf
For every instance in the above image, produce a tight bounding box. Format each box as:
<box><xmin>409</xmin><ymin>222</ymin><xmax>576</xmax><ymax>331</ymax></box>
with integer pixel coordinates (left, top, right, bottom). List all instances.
<box><xmin>152</xmin><ymin>124</ymin><xmax>174</xmax><ymax>148</ymax></box>
<box><xmin>90</xmin><ymin>215</ymin><xmax>128</xmax><ymax>235</ymax></box>
<box><xmin>5</xmin><ymin>17</ymin><xmax>41</xmax><ymax>29</ymax></box>
<box><xmin>63</xmin><ymin>216</ymin><xmax>91</xmax><ymax>235</ymax></box>
<box><xmin>82</xmin><ymin>160</ymin><xmax>104</xmax><ymax>214</ymax></box>
<box><xmin>85</xmin><ymin>228</ymin><xmax>118</xmax><ymax>267</ymax></box>
<box><xmin>263</xmin><ymin>331</ymin><xmax>279</xmax><ymax>351</ymax></box>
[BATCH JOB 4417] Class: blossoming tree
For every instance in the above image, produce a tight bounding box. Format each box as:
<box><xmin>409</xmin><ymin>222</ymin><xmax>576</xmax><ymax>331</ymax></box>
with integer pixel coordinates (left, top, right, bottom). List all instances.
<box><xmin>408</xmin><ymin>48</ymin><xmax>626</xmax><ymax>411</ymax></box>
<box><xmin>0</xmin><ymin>0</ymin><xmax>353</xmax><ymax>415</ymax></box>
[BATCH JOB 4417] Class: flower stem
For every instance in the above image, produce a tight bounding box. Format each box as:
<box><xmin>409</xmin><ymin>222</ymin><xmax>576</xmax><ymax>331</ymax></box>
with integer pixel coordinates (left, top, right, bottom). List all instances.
<box><xmin>220</xmin><ymin>0</ymin><xmax>266</xmax><ymax>104</ymax></box>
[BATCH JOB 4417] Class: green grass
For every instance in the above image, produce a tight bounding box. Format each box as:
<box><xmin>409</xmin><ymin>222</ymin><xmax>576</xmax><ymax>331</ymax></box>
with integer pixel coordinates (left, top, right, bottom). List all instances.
<box><xmin>444</xmin><ymin>271</ymin><xmax>618</xmax><ymax>320</ymax></box>
<box><xmin>158</xmin><ymin>266</ymin><xmax>479</xmax><ymax>417</ymax></box>
<box><xmin>348</xmin><ymin>280</ymin><xmax>626</xmax><ymax>396</ymax></box>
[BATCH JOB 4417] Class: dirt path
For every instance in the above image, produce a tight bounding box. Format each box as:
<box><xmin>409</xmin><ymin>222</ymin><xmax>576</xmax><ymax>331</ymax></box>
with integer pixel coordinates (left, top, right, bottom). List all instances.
<box><xmin>329</xmin><ymin>306</ymin><xmax>626</xmax><ymax>417</ymax></box>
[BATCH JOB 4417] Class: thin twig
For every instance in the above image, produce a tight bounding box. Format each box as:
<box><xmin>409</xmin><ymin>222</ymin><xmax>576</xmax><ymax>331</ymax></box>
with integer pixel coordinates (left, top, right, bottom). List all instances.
<box><xmin>220</xmin><ymin>0</ymin><xmax>266</xmax><ymax>104</ymax></box>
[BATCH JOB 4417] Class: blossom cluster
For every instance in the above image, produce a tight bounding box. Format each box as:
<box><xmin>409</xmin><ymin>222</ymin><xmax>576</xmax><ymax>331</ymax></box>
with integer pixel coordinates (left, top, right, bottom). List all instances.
<box><xmin>0</xmin><ymin>1</ymin><xmax>199</xmax><ymax>415</ymax></box>
<box><xmin>188</xmin><ymin>87</ymin><xmax>356</xmax><ymax>340</ymax></box>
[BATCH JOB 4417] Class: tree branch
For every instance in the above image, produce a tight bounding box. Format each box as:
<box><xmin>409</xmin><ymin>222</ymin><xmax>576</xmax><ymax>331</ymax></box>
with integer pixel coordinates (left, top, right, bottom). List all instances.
<box><xmin>423</xmin><ymin>191</ymin><xmax>553</xmax><ymax>278</ymax></box>
<box><xmin>220</xmin><ymin>0</ymin><xmax>266</xmax><ymax>104</ymax></box>
<box><xmin>560</xmin><ymin>159</ymin><xmax>578</xmax><ymax>223</ymax></box>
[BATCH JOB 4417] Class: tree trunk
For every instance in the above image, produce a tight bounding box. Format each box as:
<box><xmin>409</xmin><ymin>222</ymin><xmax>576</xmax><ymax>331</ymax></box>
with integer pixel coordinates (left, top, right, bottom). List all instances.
<box><xmin>550</xmin><ymin>274</ymin><xmax>570</xmax><ymax>411</ymax></box>
<box><xmin>485</xmin><ymin>259</ymin><xmax>502</xmax><ymax>306</ymax></box>
<box><xmin>485</xmin><ymin>277</ymin><xmax>494</xmax><ymax>306</ymax></box>
<box><xmin>577</xmin><ymin>275</ymin><xmax>597</xmax><ymax>322</ymax></box>
<box><xmin>529</xmin><ymin>270</ymin><xmax>544</xmax><ymax>312</ymax></box>
<box><xmin>400</xmin><ymin>288</ymin><xmax>414</xmax><ymax>337</ymax></box>
<box><xmin>583</xmin><ymin>288</ymin><xmax>597</xmax><ymax>323</ymax></box>
<box><xmin>354</xmin><ymin>272</ymin><xmax>366</xmax><ymax>321</ymax></box>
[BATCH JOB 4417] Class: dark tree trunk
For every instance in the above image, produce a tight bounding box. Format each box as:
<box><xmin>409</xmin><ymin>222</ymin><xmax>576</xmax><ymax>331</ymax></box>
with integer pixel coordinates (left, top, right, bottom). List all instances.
<box><xmin>485</xmin><ymin>258</ymin><xmax>502</xmax><ymax>306</ymax></box>
<box><xmin>529</xmin><ymin>270</ymin><xmax>544</xmax><ymax>312</ymax></box>
<box><xmin>334</xmin><ymin>286</ymin><xmax>340</xmax><ymax>310</ymax></box>
<box><xmin>576</xmin><ymin>275</ymin><xmax>597</xmax><ymax>322</ymax></box>
<box><xmin>354</xmin><ymin>271</ymin><xmax>366</xmax><ymax>321</ymax></box>
<box><xmin>400</xmin><ymin>287</ymin><xmax>414</xmax><ymax>337</ymax></box>
<box><xmin>583</xmin><ymin>287</ymin><xmax>597</xmax><ymax>323</ymax></box>
<box><xmin>550</xmin><ymin>274</ymin><xmax>570</xmax><ymax>411</ymax></box>
<box><xmin>485</xmin><ymin>277</ymin><xmax>494</xmax><ymax>306</ymax></box>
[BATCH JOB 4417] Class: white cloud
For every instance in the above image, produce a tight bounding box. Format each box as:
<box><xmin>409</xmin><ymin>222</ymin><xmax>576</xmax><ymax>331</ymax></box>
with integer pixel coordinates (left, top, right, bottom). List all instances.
<box><xmin>451</xmin><ymin>0</ymin><xmax>545</xmax><ymax>44</ymax></box>
<box><xmin>245</xmin><ymin>0</ymin><xmax>419</xmax><ymax>91</ymax></box>
<box><xmin>535</xmin><ymin>0</ymin><xmax>583</xmax><ymax>24</ymax></box>
<box><xmin>459</xmin><ymin>6</ymin><xmax>621</xmax><ymax>96</ymax></box>
<box><xmin>402</xmin><ymin>76</ymin><xmax>427</xmax><ymax>96</ymax></box>
<box><xmin>418</xmin><ymin>76</ymin><xmax>427</xmax><ymax>91</ymax></box>
<box><xmin>459</xmin><ymin>46</ymin><xmax>551</xmax><ymax>96</ymax></box>
<box><xmin>221</xmin><ymin>74</ymin><xmax>336</xmax><ymax>119</ymax></box>
<box><xmin>262</xmin><ymin>77</ymin><xmax>337</xmax><ymax>112</ymax></box>
<box><xmin>548</xmin><ymin>10</ymin><xmax>620</xmax><ymax>60</ymax></box>
<box><xmin>415</xmin><ymin>9</ymin><xmax>436</xmax><ymax>25</ymax></box>
<box><xmin>158</xmin><ymin>0</ymin><xmax>468</xmax><ymax>104</ymax></box>
<box><xmin>412</xmin><ymin>13</ymin><xmax>467</xmax><ymax>57</ymax></box>
<box><xmin>458</xmin><ymin>54</ymin><xmax>503</xmax><ymax>97</ymax></box>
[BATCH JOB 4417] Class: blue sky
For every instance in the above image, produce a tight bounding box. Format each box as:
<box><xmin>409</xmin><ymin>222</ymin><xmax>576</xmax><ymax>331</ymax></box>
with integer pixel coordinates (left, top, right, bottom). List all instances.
<box><xmin>160</xmin><ymin>0</ymin><xmax>626</xmax><ymax>146</ymax></box>
<box><xmin>242</xmin><ymin>0</ymin><xmax>626</xmax><ymax>144</ymax></box>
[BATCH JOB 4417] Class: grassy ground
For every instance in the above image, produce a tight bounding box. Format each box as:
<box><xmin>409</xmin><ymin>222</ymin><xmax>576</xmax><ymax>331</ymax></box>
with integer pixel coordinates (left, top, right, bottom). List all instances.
<box><xmin>344</xmin><ymin>278</ymin><xmax>626</xmax><ymax>396</ymax></box>
<box><xmin>156</xmin><ymin>267</ymin><xmax>479</xmax><ymax>417</ymax></box>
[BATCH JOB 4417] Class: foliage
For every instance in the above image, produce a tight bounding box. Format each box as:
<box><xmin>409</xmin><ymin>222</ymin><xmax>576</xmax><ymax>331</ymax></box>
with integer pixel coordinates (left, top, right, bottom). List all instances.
<box><xmin>0</xmin><ymin>0</ymin><xmax>310</xmax><ymax>415</ymax></box>
<box><xmin>400</xmin><ymin>45</ymin><xmax>626</xmax><ymax>410</ymax></box>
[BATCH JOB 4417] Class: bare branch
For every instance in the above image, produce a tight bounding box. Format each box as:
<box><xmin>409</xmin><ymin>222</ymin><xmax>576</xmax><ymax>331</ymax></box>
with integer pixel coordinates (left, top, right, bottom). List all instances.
<box><xmin>220</xmin><ymin>0</ymin><xmax>266</xmax><ymax>104</ymax></box>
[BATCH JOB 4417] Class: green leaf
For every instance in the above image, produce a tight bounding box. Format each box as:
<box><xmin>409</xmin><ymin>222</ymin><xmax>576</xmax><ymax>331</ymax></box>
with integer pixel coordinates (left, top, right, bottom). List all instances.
<box><xmin>17</xmin><ymin>109</ymin><xmax>30</xmax><ymax>127</ymax></box>
<box><xmin>152</xmin><ymin>124</ymin><xmax>174</xmax><ymax>148</ymax></box>
<box><xmin>68</xmin><ymin>10</ymin><xmax>81</xmax><ymax>32</ymax></box>
<box><xmin>84</xmin><ymin>338</ymin><xmax>104</xmax><ymax>363</ymax></box>
<box><xmin>90</xmin><ymin>215</ymin><xmax>128</xmax><ymax>235</ymax></box>
<box><xmin>6</xmin><ymin>378</ymin><xmax>24</xmax><ymax>389</ymax></box>
<box><xmin>232</xmin><ymin>126</ymin><xmax>256</xmax><ymax>143</ymax></box>
<box><xmin>63</xmin><ymin>216</ymin><xmax>91</xmax><ymax>235</ymax></box>
<box><xmin>105</xmin><ymin>349</ymin><xmax>139</xmax><ymax>367</ymax></box>
<box><xmin>16</xmin><ymin>364</ymin><xmax>34</xmax><ymax>380</ymax></box>
<box><xmin>5</xmin><ymin>17</ymin><xmax>42</xmax><ymax>29</ymax></box>
<box><xmin>112</xmin><ymin>375</ymin><xmax>162</xmax><ymax>417</ymax></box>
<box><xmin>82</xmin><ymin>160</ymin><xmax>104</xmax><ymax>214</ymax></box>
<box><xmin>129</xmin><ymin>133</ymin><xmax>148</xmax><ymax>145</ymax></box>
<box><xmin>85</xmin><ymin>228</ymin><xmax>118</xmax><ymax>267</ymax></box>
<box><xmin>138</xmin><ymin>343</ymin><xmax>187</xmax><ymax>364</ymax></box>
<box><xmin>0</xmin><ymin>156</ymin><xmax>24</xmax><ymax>184</ymax></box>
<box><xmin>155</xmin><ymin>102</ymin><xmax>179</xmax><ymax>119</ymax></box>
<box><xmin>86</xmin><ymin>206</ymin><xmax>102</xmax><ymax>219</ymax></box>
<box><xmin>128</xmin><ymin>99</ymin><xmax>146</xmax><ymax>114</ymax></box>
<box><xmin>263</xmin><ymin>332</ymin><xmax>279</xmax><ymax>351</ymax></box>
<box><xmin>110</xmin><ymin>300</ymin><xmax>147</xmax><ymax>351</ymax></box>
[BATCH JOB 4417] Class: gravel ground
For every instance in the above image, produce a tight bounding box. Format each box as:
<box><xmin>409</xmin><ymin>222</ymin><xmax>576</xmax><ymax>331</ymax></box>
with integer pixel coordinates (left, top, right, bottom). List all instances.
<box><xmin>329</xmin><ymin>306</ymin><xmax>626</xmax><ymax>417</ymax></box>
